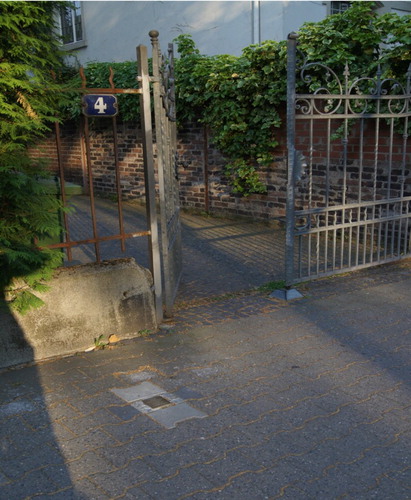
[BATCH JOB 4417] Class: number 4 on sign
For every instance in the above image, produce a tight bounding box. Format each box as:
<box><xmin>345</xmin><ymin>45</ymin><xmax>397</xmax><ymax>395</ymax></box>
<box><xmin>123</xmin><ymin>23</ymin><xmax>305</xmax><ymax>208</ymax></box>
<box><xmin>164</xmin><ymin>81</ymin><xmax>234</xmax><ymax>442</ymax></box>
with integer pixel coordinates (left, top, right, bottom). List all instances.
<box><xmin>94</xmin><ymin>97</ymin><xmax>108</xmax><ymax>114</ymax></box>
<box><xmin>82</xmin><ymin>94</ymin><xmax>118</xmax><ymax>117</ymax></box>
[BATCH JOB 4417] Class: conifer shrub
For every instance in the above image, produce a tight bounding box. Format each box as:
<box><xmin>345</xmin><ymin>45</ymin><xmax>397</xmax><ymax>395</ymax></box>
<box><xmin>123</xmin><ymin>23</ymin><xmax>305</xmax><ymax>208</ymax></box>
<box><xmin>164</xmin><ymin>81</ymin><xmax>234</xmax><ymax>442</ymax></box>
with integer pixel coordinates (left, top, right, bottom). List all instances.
<box><xmin>0</xmin><ymin>1</ymin><xmax>69</xmax><ymax>313</ymax></box>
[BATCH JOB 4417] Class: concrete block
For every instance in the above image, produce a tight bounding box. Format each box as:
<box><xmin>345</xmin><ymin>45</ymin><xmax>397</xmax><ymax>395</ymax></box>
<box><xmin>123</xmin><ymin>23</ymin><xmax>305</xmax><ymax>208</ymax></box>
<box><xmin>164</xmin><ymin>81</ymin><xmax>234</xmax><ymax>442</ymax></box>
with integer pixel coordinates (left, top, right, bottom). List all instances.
<box><xmin>0</xmin><ymin>258</ymin><xmax>157</xmax><ymax>369</ymax></box>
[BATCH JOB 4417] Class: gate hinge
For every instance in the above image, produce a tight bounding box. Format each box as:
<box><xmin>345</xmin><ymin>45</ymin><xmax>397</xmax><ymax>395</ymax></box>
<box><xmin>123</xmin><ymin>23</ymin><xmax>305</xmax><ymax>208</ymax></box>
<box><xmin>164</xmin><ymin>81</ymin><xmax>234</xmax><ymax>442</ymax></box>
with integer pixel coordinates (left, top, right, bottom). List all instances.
<box><xmin>295</xmin><ymin>151</ymin><xmax>307</xmax><ymax>182</ymax></box>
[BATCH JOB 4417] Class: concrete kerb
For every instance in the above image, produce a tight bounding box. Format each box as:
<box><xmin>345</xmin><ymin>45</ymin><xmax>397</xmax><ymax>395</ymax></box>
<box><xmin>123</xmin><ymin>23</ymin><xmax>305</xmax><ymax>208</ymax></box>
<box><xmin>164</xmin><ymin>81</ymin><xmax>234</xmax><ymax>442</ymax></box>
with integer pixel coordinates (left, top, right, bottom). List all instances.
<box><xmin>0</xmin><ymin>258</ymin><xmax>157</xmax><ymax>369</ymax></box>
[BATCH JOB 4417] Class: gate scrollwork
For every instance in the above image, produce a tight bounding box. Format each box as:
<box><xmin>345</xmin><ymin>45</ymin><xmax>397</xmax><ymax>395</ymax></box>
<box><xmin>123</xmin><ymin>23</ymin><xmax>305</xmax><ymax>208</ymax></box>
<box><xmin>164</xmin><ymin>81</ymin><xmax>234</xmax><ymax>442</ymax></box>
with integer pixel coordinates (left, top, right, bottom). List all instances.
<box><xmin>296</xmin><ymin>57</ymin><xmax>411</xmax><ymax>117</ymax></box>
<box><xmin>159</xmin><ymin>43</ymin><xmax>176</xmax><ymax>122</ymax></box>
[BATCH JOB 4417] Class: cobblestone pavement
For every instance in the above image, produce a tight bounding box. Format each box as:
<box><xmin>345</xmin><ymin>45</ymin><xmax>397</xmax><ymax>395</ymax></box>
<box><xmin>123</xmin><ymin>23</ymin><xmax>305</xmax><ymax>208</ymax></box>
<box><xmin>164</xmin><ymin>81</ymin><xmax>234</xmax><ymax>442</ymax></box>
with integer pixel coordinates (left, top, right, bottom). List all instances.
<box><xmin>63</xmin><ymin>196</ymin><xmax>286</xmax><ymax>301</ymax></box>
<box><xmin>1</xmin><ymin>202</ymin><xmax>410</xmax><ymax>499</ymax></box>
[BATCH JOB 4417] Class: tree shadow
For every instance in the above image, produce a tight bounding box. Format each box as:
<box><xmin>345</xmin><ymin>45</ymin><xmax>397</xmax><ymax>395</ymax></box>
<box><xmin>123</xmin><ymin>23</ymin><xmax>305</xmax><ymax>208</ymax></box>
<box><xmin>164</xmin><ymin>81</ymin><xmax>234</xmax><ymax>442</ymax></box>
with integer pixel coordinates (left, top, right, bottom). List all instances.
<box><xmin>0</xmin><ymin>302</ymin><xmax>78</xmax><ymax>496</ymax></box>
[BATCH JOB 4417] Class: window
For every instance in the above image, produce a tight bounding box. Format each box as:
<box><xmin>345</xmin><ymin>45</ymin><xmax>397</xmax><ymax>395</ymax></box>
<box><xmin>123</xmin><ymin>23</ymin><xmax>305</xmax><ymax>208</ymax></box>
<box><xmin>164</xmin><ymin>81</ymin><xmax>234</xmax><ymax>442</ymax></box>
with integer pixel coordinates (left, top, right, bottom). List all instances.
<box><xmin>330</xmin><ymin>1</ymin><xmax>351</xmax><ymax>15</ymax></box>
<box><xmin>59</xmin><ymin>1</ymin><xmax>85</xmax><ymax>48</ymax></box>
<box><xmin>391</xmin><ymin>8</ymin><xmax>410</xmax><ymax>17</ymax></box>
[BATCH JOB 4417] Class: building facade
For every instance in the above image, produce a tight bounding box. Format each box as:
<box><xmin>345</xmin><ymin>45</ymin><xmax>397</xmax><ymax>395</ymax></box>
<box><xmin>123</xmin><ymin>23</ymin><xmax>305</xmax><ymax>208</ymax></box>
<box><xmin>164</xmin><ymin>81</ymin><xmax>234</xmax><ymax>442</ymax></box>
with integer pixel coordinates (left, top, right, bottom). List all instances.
<box><xmin>58</xmin><ymin>1</ymin><xmax>411</xmax><ymax>65</ymax></box>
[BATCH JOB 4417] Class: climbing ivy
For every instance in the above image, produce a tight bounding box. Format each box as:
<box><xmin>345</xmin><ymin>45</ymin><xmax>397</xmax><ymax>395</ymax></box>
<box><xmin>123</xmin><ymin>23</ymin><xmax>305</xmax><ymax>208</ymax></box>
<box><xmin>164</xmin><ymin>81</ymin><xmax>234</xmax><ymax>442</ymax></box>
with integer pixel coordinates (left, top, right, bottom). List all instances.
<box><xmin>298</xmin><ymin>2</ymin><xmax>411</xmax><ymax>78</ymax></box>
<box><xmin>174</xmin><ymin>36</ymin><xmax>286</xmax><ymax>195</ymax></box>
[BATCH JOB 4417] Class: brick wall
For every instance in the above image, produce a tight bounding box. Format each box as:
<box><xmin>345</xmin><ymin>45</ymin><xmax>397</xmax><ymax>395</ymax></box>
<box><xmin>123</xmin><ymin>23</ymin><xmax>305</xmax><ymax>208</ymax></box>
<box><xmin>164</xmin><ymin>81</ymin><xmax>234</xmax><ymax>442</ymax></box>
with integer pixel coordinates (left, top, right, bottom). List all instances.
<box><xmin>28</xmin><ymin>118</ymin><xmax>409</xmax><ymax>222</ymax></box>
<box><xmin>293</xmin><ymin>119</ymin><xmax>410</xmax><ymax>211</ymax></box>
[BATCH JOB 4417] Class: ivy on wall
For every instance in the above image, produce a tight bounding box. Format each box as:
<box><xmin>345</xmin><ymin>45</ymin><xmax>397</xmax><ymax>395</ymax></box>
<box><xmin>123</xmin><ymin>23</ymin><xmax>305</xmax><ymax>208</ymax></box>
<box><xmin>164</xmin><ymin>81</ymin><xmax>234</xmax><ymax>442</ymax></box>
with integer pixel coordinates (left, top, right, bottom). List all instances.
<box><xmin>63</xmin><ymin>1</ymin><xmax>410</xmax><ymax>195</ymax></box>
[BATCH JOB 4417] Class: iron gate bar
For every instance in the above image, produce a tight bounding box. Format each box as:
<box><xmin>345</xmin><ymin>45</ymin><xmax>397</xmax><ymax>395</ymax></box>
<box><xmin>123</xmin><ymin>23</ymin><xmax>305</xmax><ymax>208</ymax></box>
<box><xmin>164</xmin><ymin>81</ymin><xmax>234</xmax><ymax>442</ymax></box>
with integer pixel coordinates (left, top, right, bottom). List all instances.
<box><xmin>78</xmin><ymin>66</ymin><xmax>101</xmax><ymax>262</ymax></box>
<box><xmin>53</xmin><ymin>119</ymin><xmax>73</xmax><ymax>261</ymax></box>
<box><xmin>137</xmin><ymin>42</ymin><xmax>163</xmax><ymax>324</ymax></box>
<box><xmin>75</xmin><ymin>88</ymin><xmax>142</xmax><ymax>94</ymax></box>
<box><xmin>108</xmin><ymin>68</ymin><xmax>127</xmax><ymax>252</ymax></box>
<box><xmin>46</xmin><ymin>231</ymin><xmax>150</xmax><ymax>250</ymax></box>
<box><xmin>51</xmin><ymin>69</ymin><xmax>74</xmax><ymax>260</ymax></box>
<box><xmin>294</xmin><ymin>94</ymin><xmax>410</xmax><ymax>100</ymax></box>
<box><xmin>285</xmin><ymin>32</ymin><xmax>298</xmax><ymax>288</ymax></box>
<box><xmin>295</xmin><ymin>203</ymin><xmax>411</xmax><ymax>233</ymax></box>
<box><xmin>295</xmin><ymin>113</ymin><xmax>411</xmax><ymax>119</ymax></box>
<box><xmin>83</xmin><ymin>115</ymin><xmax>101</xmax><ymax>262</ymax></box>
<box><xmin>295</xmin><ymin>197</ymin><xmax>411</xmax><ymax>216</ymax></box>
<box><xmin>111</xmin><ymin>116</ymin><xmax>125</xmax><ymax>252</ymax></box>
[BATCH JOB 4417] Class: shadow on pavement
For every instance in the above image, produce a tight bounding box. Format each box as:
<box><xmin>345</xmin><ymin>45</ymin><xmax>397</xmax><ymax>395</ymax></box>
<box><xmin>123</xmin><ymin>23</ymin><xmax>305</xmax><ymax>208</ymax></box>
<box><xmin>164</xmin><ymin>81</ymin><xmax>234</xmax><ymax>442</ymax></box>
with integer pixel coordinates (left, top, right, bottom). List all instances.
<box><xmin>0</xmin><ymin>313</ymin><xmax>77</xmax><ymax>496</ymax></box>
<box><xmin>290</xmin><ymin>265</ymin><xmax>411</xmax><ymax>388</ymax></box>
<box><xmin>64</xmin><ymin>196</ymin><xmax>286</xmax><ymax>304</ymax></box>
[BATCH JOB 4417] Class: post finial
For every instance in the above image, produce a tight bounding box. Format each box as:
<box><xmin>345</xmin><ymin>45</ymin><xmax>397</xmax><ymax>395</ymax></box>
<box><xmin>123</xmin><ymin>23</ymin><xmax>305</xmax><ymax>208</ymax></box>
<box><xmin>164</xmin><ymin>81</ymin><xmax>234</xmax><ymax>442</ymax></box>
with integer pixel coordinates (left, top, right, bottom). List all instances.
<box><xmin>149</xmin><ymin>30</ymin><xmax>159</xmax><ymax>41</ymax></box>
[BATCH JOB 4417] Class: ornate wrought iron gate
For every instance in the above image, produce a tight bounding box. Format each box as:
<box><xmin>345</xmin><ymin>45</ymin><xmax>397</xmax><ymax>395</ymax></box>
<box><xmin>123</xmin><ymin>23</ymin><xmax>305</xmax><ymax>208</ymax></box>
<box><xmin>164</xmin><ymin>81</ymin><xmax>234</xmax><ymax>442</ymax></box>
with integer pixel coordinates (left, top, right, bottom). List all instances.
<box><xmin>149</xmin><ymin>31</ymin><xmax>182</xmax><ymax>317</ymax></box>
<box><xmin>285</xmin><ymin>33</ymin><xmax>411</xmax><ymax>288</ymax></box>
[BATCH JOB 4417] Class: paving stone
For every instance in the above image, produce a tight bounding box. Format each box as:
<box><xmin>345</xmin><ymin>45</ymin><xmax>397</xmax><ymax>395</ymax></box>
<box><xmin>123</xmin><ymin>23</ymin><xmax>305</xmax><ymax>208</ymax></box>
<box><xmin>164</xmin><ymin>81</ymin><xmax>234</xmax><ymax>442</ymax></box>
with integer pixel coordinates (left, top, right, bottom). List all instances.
<box><xmin>33</xmin><ymin>488</ymin><xmax>84</xmax><ymax>500</ymax></box>
<box><xmin>120</xmin><ymin>486</ymin><xmax>154</xmax><ymax>499</ymax></box>
<box><xmin>70</xmin><ymin>478</ymin><xmax>111</xmax><ymax>499</ymax></box>
<box><xmin>94</xmin><ymin>437</ymin><xmax>160</xmax><ymax>468</ymax></box>
<box><xmin>60</xmin><ymin>408</ymin><xmax>122</xmax><ymax>435</ymax></box>
<box><xmin>102</xmin><ymin>415</ymin><xmax>161</xmax><ymax>443</ymax></box>
<box><xmin>88</xmin><ymin>458</ymin><xmax>160</xmax><ymax>497</ymax></box>
<box><xmin>65</xmin><ymin>450</ymin><xmax>114</xmax><ymax>482</ymax></box>
<box><xmin>304</xmin><ymin>470</ymin><xmax>370</xmax><ymax>499</ymax></box>
<box><xmin>238</xmin><ymin>431</ymin><xmax>321</xmax><ymax>469</ymax></box>
<box><xmin>0</xmin><ymin>470</ymin><xmax>9</xmax><ymax>487</ymax></box>
<box><xmin>42</xmin><ymin>463</ymin><xmax>73</xmax><ymax>490</ymax></box>
<box><xmin>192</xmin><ymin>450</ymin><xmax>264</xmax><ymax>486</ymax></box>
<box><xmin>141</xmin><ymin>468</ymin><xmax>216</xmax><ymax>500</ymax></box>
<box><xmin>174</xmin><ymin>386</ymin><xmax>204</xmax><ymax>401</ymax></box>
<box><xmin>369</xmin><ymin>436</ymin><xmax>411</xmax><ymax>469</ymax></box>
<box><xmin>46</xmin><ymin>401</ymin><xmax>82</xmax><ymax>421</ymax></box>
<box><xmin>1</xmin><ymin>444</ymin><xmax>65</xmax><ymax>481</ymax></box>
<box><xmin>361</xmin><ymin>479</ymin><xmax>411</xmax><ymax>500</ymax></box>
<box><xmin>65</xmin><ymin>391</ymin><xmax>127</xmax><ymax>415</ymax></box>
<box><xmin>59</xmin><ymin>428</ymin><xmax>118</xmax><ymax>461</ymax></box>
<box><xmin>107</xmin><ymin>403</ymin><xmax>141</xmax><ymax>421</ymax></box>
<box><xmin>0</xmin><ymin>469</ymin><xmax>59</xmax><ymax>498</ymax></box>
<box><xmin>0</xmin><ymin>399</ymin><xmax>36</xmax><ymax>417</ymax></box>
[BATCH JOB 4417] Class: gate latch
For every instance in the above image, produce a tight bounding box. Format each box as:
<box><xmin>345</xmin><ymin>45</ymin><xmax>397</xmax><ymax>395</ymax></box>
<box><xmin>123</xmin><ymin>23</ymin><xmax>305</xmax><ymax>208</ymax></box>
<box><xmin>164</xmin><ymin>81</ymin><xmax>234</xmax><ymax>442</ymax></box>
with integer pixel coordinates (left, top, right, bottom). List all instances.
<box><xmin>174</xmin><ymin>152</ymin><xmax>179</xmax><ymax>180</ymax></box>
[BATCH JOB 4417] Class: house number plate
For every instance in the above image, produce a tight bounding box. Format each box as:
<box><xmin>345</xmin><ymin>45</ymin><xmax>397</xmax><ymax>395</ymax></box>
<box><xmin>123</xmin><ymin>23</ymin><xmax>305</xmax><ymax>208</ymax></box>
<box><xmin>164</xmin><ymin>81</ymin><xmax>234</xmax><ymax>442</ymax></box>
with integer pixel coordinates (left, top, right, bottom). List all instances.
<box><xmin>82</xmin><ymin>94</ymin><xmax>118</xmax><ymax>117</ymax></box>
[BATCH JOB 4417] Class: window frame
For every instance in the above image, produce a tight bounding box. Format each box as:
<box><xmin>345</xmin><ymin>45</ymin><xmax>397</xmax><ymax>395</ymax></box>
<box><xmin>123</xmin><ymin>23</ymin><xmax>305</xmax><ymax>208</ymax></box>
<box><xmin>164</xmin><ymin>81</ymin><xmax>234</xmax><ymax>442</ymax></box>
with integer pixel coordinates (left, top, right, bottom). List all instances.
<box><xmin>58</xmin><ymin>1</ymin><xmax>86</xmax><ymax>50</ymax></box>
<box><xmin>329</xmin><ymin>1</ymin><xmax>352</xmax><ymax>16</ymax></box>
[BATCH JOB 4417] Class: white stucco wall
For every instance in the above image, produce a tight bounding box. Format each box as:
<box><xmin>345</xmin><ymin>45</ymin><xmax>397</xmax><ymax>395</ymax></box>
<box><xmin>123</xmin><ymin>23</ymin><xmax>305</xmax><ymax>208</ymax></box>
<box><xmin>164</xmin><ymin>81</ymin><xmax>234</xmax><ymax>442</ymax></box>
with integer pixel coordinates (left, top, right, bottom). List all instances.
<box><xmin>67</xmin><ymin>1</ymin><xmax>328</xmax><ymax>65</ymax></box>
<box><xmin>64</xmin><ymin>1</ymin><xmax>410</xmax><ymax>65</ymax></box>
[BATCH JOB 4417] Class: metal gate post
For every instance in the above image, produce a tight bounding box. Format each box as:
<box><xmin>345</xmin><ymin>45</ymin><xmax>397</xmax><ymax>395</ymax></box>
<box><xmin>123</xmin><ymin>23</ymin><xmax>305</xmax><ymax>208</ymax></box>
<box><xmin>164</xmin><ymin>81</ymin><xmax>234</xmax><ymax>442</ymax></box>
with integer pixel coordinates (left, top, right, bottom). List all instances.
<box><xmin>285</xmin><ymin>32</ymin><xmax>298</xmax><ymax>290</ymax></box>
<box><xmin>149</xmin><ymin>31</ymin><xmax>170</xmax><ymax>313</ymax></box>
<box><xmin>149</xmin><ymin>31</ymin><xmax>182</xmax><ymax>318</ymax></box>
<box><xmin>137</xmin><ymin>43</ymin><xmax>163</xmax><ymax>324</ymax></box>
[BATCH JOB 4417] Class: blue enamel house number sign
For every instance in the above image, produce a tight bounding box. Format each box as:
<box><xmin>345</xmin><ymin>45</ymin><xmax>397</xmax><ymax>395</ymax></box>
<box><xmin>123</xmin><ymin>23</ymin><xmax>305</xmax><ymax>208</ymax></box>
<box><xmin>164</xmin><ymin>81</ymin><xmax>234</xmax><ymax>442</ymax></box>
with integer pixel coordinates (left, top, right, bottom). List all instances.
<box><xmin>82</xmin><ymin>94</ymin><xmax>118</xmax><ymax>117</ymax></box>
